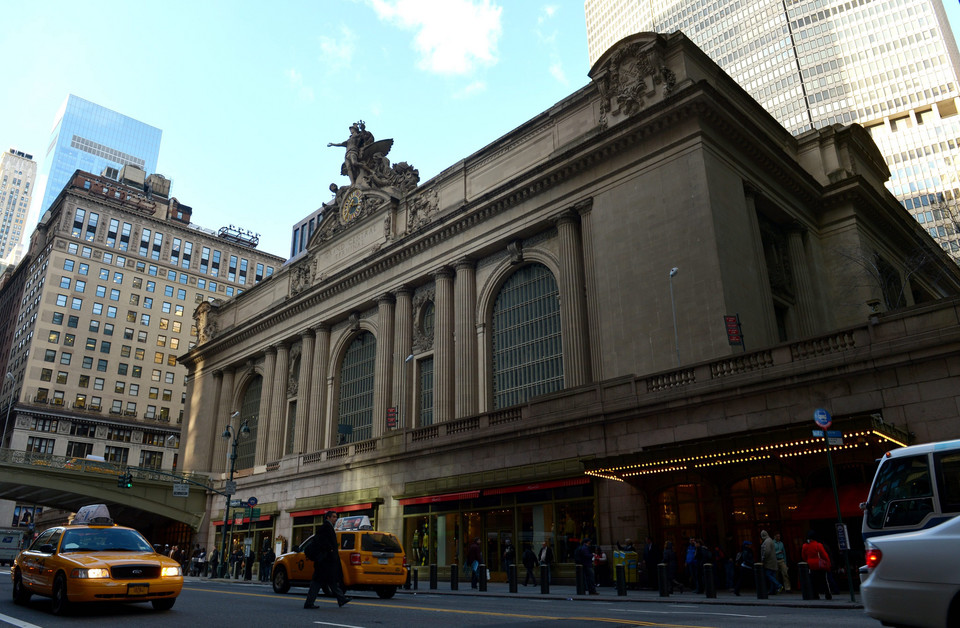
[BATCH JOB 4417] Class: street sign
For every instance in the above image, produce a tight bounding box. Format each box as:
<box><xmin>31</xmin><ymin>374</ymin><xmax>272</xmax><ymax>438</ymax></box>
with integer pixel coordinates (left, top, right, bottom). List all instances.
<box><xmin>229</xmin><ymin>499</ymin><xmax>244</xmax><ymax>508</ymax></box>
<box><xmin>813</xmin><ymin>408</ymin><xmax>832</xmax><ymax>429</ymax></box>
<box><xmin>247</xmin><ymin>496</ymin><xmax>258</xmax><ymax>507</ymax></box>
<box><xmin>723</xmin><ymin>314</ymin><xmax>744</xmax><ymax>346</ymax></box>
<box><xmin>172</xmin><ymin>483</ymin><xmax>189</xmax><ymax>497</ymax></box>
<box><xmin>225</xmin><ymin>480</ymin><xmax>237</xmax><ymax>495</ymax></box>
<box><xmin>386</xmin><ymin>406</ymin><xmax>397</xmax><ymax>429</ymax></box>
<box><xmin>836</xmin><ymin>523</ymin><xmax>850</xmax><ymax>551</ymax></box>
<box><xmin>251</xmin><ymin>508</ymin><xmax>261</xmax><ymax>519</ymax></box>
<box><xmin>812</xmin><ymin>430</ymin><xmax>843</xmax><ymax>445</ymax></box>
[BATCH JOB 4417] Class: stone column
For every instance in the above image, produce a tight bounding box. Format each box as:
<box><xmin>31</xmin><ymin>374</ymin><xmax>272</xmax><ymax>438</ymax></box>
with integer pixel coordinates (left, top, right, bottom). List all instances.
<box><xmin>744</xmin><ymin>187</ymin><xmax>777</xmax><ymax>342</ymax></box>
<box><xmin>454</xmin><ymin>259</ymin><xmax>478</xmax><ymax>417</ymax></box>
<box><xmin>787</xmin><ymin>225</ymin><xmax>818</xmax><ymax>337</ymax></box>
<box><xmin>268</xmin><ymin>342</ymin><xmax>290</xmax><ymax>461</ymax></box>
<box><xmin>576</xmin><ymin>199</ymin><xmax>602</xmax><ymax>382</ymax></box>
<box><xmin>434</xmin><ymin>267</ymin><xmax>455</xmax><ymax>422</ymax></box>
<box><xmin>555</xmin><ymin>210</ymin><xmax>591</xmax><ymax>387</ymax></box>
<box><xmin>393</xmin><ymin>287</ymin><xmax>414</xmax><ymax>428</ymax></box>
<box><xmin>210</xmin><ymin>369</ymin><xmax>231</xmax><ymax>473</ymax></box>
<box><xmin>309</xmin><ymin>325</ymin><xmax>330</xmax><ymax>452</ymax></box>
<box><xmin>294</xmin><ymin>330</ymin><xmax>315</xmax><ymax>454</ymax></box>
<box><xmin>255</xmin><ymin>347</ymin><xmax>276</xmax><ymax>466</ymax></box>
<box><xmin>374</xmin><ymin>294</ymin><xmax>395</xmax><ymax>438</ymax></box>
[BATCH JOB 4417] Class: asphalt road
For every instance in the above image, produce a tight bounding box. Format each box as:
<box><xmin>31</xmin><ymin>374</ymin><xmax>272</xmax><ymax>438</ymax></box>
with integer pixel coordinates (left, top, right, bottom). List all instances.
<box><xmin>0</xmin><ymin>569</ymin><xmax>883</xmax><ymax>628</ymax></box>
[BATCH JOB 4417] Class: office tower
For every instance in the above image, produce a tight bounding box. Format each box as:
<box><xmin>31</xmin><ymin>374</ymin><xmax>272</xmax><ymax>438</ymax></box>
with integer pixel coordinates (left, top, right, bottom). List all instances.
<box><xmin>38</xmin><ymin>95</ymin><xmax>161</xmax><ymax>215</ymax></box>
<box><xmin>0</xmin><ymin>165</ymin><xmax>283</xmax><ymax>474</ymax></box>
<box><xmin>584</xmin><ymin>0</ymin><xmax>960</xmax><ymax>259</ymax></box>
<box><xmin>0</xmin><ymin>149</ymin><xmax>37</xmax><ymax>264</ymax></box>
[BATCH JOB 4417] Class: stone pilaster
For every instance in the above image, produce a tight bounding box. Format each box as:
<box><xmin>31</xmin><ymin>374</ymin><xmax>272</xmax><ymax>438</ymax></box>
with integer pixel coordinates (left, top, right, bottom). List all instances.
<box><xmin>310</xmin><ymin>325</ymin><xmax>331</xmax><ymax>451</ymax></box>
<box><xmin>434</xmin><ymin>267</ymin><xmax>455</xmax><ymax>422</ymax></box>
<box><xmin>576</xmin><ymin>199</ymin><xmax>601</xmax><ymax>383</ymax></box>
<box><xmin>787</xmin><ymin>226</ymin><xmax>818</xmax><ymax>337</ymax></box>
<box><xmin>206</xmin><ymin>369</ymin><xmax>227</xmax><ymax>473</ymax></box>
<box><xmin>255</xmin><ymin>347</ymin><xmax>276</xmax><ymax>466</ymax></box>
<box><xmin>555</xmin><ymin>210</ymin><xmax>591</xmax><ymax>387</ymax></box>
<box><xmin>454</xmin><ymin>259</ymin><xmax>478</xmax><ymax>417</ymax></box>
<box><xmin>268</xmin><ymin>342</ymin><xmax>290</xmax><ymax>461</ymax></box>
<box><xmin>294</xmin><ymin>330</ymin><xmax>315</xmax><ymax>454</ymax></box>
<box><xmin>374</xmin><ymin>294</ymin><xmax>395</xmax><ymax>437</ymax></box>
<box><xmin>393</xmin><ymin>287</ymin><xmax>414</xmax><ymax>428</ymax></box>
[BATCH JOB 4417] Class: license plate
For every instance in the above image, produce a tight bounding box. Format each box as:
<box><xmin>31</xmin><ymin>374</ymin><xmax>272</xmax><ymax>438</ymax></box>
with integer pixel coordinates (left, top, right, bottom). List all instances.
<box><xmin>127</xmin><ymin>584</ymin><xmax>149</xmax><ymax>596</ymax></box>
<box><xmin>378</xmin><ymin>558</ymin><xmax>389</xmax><ymax>565</ymax></box>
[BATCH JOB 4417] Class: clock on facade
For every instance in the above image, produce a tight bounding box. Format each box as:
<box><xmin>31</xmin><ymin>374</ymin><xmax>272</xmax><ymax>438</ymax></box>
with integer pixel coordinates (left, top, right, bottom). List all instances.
<box><xmin>341</xmin><ymin>189</ymin><xmax>362</xmax><ymax>223</ymax></box>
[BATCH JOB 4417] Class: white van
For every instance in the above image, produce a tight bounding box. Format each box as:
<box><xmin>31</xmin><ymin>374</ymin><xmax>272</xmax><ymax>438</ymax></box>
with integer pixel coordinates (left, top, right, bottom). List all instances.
<box><xmin>0</xmin><ymin>528</ymin><xmax>26</xmax><ymax>565</ymax></box>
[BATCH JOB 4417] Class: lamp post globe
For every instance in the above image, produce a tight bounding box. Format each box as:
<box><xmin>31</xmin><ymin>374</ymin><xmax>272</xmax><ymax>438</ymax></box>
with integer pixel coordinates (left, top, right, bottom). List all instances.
<box><xmin>219</xmin><ymin>412</ymin><xmax>249</xmax><ymax>578</ymax></box>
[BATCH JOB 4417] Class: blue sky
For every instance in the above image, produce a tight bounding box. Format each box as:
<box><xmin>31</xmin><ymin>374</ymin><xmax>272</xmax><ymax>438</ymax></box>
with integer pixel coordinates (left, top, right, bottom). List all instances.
<box><xmin>3</xmin><ymin>0</ymin><xmax>960</xmax><ymax>259</ymax></box>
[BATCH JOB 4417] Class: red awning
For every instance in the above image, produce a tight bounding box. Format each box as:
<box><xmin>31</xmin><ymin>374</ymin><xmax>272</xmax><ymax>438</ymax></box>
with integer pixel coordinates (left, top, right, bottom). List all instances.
<box><xmin>485</xmin><ymin>477</ymin><xmax>590</xmax><ymax>496</ymax></box>
<box><xmin>212</xmin><ymin>514</ymin><xmax>272</xmax><ymax>526</ymax></box>
<box><xmin>397</xmin><ymin>490</ymin><xmax>480</xmax><ymax>506</ymax></box>
<box><xmin>791</xmin><ymin>484</ymin><xmax>868</xmax><ymax>520</ymax></box>
<box><xmin>289</xmin><ymin>503</ymin><xmax>374</xmax><ymax>517</ymax></box>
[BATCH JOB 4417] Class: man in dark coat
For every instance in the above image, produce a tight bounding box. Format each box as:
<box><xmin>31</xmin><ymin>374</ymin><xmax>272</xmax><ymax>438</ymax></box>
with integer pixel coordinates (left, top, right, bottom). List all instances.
<box><xmin>521</xmin><ymin>544</ymin><xmax>539</xmax><ymax>586</ymax></box>
<box><xmin>466</xmin><ymin>537</ymin><xmax>482</xmax><ymax>589</ymax></box>
<box><xmin>304</xmin><ymin>511</ymin><xmax>350</xmax><ymax>609</ymax></box>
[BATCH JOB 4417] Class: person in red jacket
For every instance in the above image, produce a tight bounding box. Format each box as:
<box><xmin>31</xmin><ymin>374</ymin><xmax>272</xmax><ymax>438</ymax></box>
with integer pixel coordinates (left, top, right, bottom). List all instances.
<box><xmin>801</xmin><ymin>530</ymin><xmax>832</xmax><ymax>600</ymax></box>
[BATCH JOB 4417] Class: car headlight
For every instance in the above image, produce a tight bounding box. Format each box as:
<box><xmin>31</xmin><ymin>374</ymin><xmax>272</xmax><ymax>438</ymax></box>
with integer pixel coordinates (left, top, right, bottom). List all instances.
<box><xmin>161</xmin><ymin>566</ymin><xmax>182</xmax><ymax>577</ymax></box>
<box><xmin>72</xmin><ymin>568</ymin><xmax>110</xmax><ymax>579</ymax></box>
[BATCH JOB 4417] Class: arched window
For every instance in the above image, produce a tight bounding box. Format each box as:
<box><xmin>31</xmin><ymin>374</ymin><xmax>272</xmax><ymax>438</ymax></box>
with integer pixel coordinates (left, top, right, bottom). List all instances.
<box><xmin>337</xmin><ymin>331</ymin><xmax>376</xmax><ymax>444</ymax></box>
<box><xmin>491</xmin><ymin>263</ymin><xmax>563</xmax><ymax>409</ymax></box>
<box><xmin>235</xmin><ymin>375</ymin><xmax>261</xmax><ymax>470</ymax></box>
<box><xmin>286</xmin><ymin>357</ymin><xmax>300</xmax><ymax>455</ymax></box>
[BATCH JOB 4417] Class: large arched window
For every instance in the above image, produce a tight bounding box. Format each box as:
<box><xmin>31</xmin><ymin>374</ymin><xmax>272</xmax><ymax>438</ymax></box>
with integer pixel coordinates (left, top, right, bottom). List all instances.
<box><xmin>491</xmin><ymin>263</ymin><xmax>563</xmax><ymax>409</ymax></box>
<box><xmin>235</xmin><ymin>375</ymin><xmax>261</xmax><ymax>470</ymax></box>
<box><xmin>337</xmin><ymin>331</ymin><xmax>376</xmax><ymax>444</ymax></box>
<box><xmin>286</xmin><ymin>356</ymin><xmax>300</xmax><ymax>455</ymax></box>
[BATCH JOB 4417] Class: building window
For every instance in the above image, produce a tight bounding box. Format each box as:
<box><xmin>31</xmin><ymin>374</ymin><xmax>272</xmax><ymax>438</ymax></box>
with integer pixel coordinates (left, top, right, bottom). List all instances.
<box><xmin>140</xmin><ymin>450</ymin><xmax>163</xmax><ymax>470</ymax></box>
<box><xmin>337</xmin><ymin>331</ymin><xmax>376</xmax><ymax>444</ymax></box>
<box><xmin>419</xmin><ymin>356</ymin><xmax>434</xmax><ymax>427</ymax></box>
<box><xmin>104</xmin><ymin>446</ymin><xmax>129</xmax><ymax>464</ymax></box>
<box><xmin>491</xmin><ymin>263</ymin><xmax>563</xmax><ymax>410</ymax></box>
<box><xmin>66</xmin><ymin>441</ymin><xmax>94</xmax><ymax>458</ymax></box>
<box><xmin>26</xmin><ymin>437</ymin><xmax>56</xmax><ymax>454</ymax></box>
<box><xmin>235</xmin><ymin>375</ymin><xmax>262</xmax><ymax>470</ymax></box>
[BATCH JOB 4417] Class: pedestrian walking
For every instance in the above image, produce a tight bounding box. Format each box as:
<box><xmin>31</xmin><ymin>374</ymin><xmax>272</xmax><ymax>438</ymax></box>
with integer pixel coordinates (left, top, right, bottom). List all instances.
<box><xmin>760</xmin><ymin>530</ymin><xmax>782</xmax><ymax>594</ymax></box>
<box><xmin>732</xmin><ymin>540</ymin><xmax>754</xmax><ymax>596</ymax></box>
<box><xmin>538</xmin><ymin>540</ymin><xmax>554</xmax><ymax>586</ymax></box>
<box><xmin>801</xmin><ymin>531</ymin><xmax>832</xmax><ymax>600</ymax></box>
<box><xmin>522</xmin><ymin>544</ymin><xmax>539</xmax><ymax>586</ymax></box>
<box><xmin>466</xmin><ymin>537</ymin><xmax>482</xmax><ymax>589</ymax></box>
<box><xmin>774</xmin><ymin>533</ymin><xmax>791</xmax><ymax>591</ymax></box>
<box><xmin>304</xmin><ymin>511</ymin><xmax>351</xmax><ymax>609</ymax></box>
<box><xmin>575</xmin><ymin>538</ymin><xmax>598</xmax><ymax>594</ymax></box>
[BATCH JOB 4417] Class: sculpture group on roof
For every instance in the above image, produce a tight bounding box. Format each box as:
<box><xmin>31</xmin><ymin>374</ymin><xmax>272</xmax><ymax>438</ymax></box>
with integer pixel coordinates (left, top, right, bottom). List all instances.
<box><xmin>327</xmin><ymin>121</ymin><xmax>420</xmax><ymax>196</ymax></box>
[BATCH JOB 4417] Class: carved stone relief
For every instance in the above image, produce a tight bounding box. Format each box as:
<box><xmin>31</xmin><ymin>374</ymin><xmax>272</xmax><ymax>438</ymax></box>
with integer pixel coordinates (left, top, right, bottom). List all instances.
<box><xmin>592</xmin><ymin>38</ymin><xmax>677</xmax><ymax>129</ymax></box>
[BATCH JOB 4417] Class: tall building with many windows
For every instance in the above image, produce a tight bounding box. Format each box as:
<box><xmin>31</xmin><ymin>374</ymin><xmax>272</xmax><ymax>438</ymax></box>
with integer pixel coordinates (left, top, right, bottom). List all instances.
<box><xmin>0</xmin><ymin>149</ymin><xmax>37</xmax><ymax>265</ymax></box>
<box><xmin>0</xmin><ymin>165</ymin><xmax>282</xmax><ymax>487</ymax></box>
<box><xmin>584</xmin><ymin>0</ymin><xmax>960</xmax><ymax>259</ymax></box>
<box><xmin>38</xmin><ymin>95</ymin><xmax>161</xmax><ymax>216</ymax></box>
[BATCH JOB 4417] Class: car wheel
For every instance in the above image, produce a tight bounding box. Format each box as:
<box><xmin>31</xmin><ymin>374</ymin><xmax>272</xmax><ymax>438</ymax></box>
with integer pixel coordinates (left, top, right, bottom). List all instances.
<box><xmin>376</xmin><ymin>586</ymin><xmax>397</xmax><ymax>599</ymax></box>
<box><xmin>12</xmin><ymin>569</ymin><xmax>32</xmax><ymax>605</ymax></box>
<box><xmin>272</xmin><ymin>566</ymin><xmax>290</xmax><ymax>594</ymax></box>
<box><xmin>51</xmin><ymin>573</ymin><xmax>71</xmax><ymax>615</ymax></box>
<box><xmin>152</xmin><ymin>598</ymin><xmax>176</xmax><ymax>611</ymax></box>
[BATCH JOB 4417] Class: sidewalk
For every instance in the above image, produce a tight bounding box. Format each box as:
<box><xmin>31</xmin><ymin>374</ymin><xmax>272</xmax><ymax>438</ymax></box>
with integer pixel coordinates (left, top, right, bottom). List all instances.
<box><xmin>189</xmin><ymin>575</ymin><xmax>861</xmax><ymax>609</ymax></box>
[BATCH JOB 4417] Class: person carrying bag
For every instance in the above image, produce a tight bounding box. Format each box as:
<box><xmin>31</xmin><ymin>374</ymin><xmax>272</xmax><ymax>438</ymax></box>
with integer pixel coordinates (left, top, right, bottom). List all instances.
<box><xmin>801</xmin><ymin>530</ymin><xmax>832</xmax><ymax>600</ymax></box>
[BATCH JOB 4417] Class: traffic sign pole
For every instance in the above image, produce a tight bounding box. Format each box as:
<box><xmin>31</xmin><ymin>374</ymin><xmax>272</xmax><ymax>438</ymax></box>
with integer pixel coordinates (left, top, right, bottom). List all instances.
<box><xmin>814</xmin><ymin>408</ymin><xmax>856</xmax><ymax>602</ymax></box>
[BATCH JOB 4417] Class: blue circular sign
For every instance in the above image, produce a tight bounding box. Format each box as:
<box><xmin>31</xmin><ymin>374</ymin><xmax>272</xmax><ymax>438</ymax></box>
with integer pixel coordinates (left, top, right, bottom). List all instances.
<box><xmin>247</xmin><ymin>497</ymin><xmax>258</xmax><ymax>507</ymax></box>
<box><xmin>813</xmin><ymin>408</ymin><xmax>832</xmax><ymax>429</ymax></box>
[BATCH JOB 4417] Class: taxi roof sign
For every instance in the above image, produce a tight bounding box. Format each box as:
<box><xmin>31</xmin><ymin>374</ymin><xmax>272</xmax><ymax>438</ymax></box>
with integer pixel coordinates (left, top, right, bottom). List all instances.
<box><xmin>335</xmin><ymin>515</ymin><xmax>373</xmax><ymax>531</ymax></box>
<box><xmin>72</xmin><ymin>504</ymin><xmax>114</xmax><ymax>526</ymax></box>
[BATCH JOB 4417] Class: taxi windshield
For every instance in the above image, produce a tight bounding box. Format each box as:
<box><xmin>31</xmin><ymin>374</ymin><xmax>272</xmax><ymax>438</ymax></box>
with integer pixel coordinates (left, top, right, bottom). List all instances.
<box><xmin>60</xmin><ymin>528</ymin><xmax>153</xmax><ymax>553</ymax></box>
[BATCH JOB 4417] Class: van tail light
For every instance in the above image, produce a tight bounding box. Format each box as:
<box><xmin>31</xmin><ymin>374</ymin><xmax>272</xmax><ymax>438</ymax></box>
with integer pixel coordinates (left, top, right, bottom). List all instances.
<box><xmin>350</xmin><ymin>552</ymin><xmax>361</xmax><ymax>566</ymax></box>
<box><xmin>403</xmin><ymin>555</ymin><xmax>408</xmax><ymax>568</ymax></box>
<box><xmin>865</xmin><ymin>547</ymin><xmax>882</xmax><ymax>569</ymax></box>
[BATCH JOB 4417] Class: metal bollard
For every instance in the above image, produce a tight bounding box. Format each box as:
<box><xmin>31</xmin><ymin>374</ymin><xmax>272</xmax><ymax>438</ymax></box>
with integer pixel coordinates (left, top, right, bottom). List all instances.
<box><xmin>413</xmin><ymin>566</ymin><xmax>419</xmax><ymax>590</ymax></box>
<box><xmin>429</xmin><ymin>564</ymin><xmax>438</xmax><ymax>590</ymax></box>
<box><xmin>798</xmin><ymin>562</ymin><xmax>815</xmax><ymax>600</ymax></box>
<box><xmin>479</xmin><ymin>563</ymin><xmax>487</xmax><ymax>592</ymax></box>
<box><xmin>753</xmin><ymin>563</ymin><xmax>767</xmax><ymax>599</ymax></box>
<box><xmin>703</xmin><ymin>563</ymin><xmax>716</xmax><ymax>598</ymax></box>
<box><xmin>658</xmin><ymin>563</ymin><xmax>670</xmax><ymax>597</ymax></box>
<box><xmin>451</xmin><ymin>564</ymin><xmax>459</xmax><ymax>590</ymax></box>
<box><xmin>541</xmin><ymin>565</ymin><xmax>550</xmax><ymax>594</ymax></box>
<box><xmin>576</xmin><ymin>564</ymin><xmax>586</xmax><ymax>595</ymax></box>
<box><xmin>616</xmin><ymin>564</ymin><xmax>627</xmax><ymax>596</ymax></box>
<box><xmin>508</xmin><ymin>564</ymin><xmax>518</xmax><ymax>593</ymax></box>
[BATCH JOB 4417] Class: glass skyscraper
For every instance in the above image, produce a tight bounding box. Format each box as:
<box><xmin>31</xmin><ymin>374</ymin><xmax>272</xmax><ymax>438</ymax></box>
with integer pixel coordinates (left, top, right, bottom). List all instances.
<box><xmin>38</xmin><ymin>95</ymin><xmax>162</xmax><ymax>215</ymax></box>
<box><xmin>585</xmin><ymin>0</ymin><xmax>960</xmax><ymax>259</ymax></box>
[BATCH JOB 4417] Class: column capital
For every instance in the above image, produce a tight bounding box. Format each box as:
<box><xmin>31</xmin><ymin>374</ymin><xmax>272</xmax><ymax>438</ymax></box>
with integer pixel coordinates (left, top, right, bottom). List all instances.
<box><xmin>433</xmin><ymin>266</ymin><xmax>455</xmax><ymax>281</ymax></box>
<box><xmin>313</xmin><ymin>322</ymin><xmax>331</xmax><ymax>334</ymax></box>
<box><xmin>263</xmin><ymin>345</ymin><xmax>277</xmax><ymax>357</ymax></box>
<box><xmin>454</xmin><ymin>257</ymin><xmax>476</xmax><ymax>272</ymax></box>
<box><xmin>552</xmin><ymin>209</ymin><xmax>580</xmax><ymax>227</ymax></box>
<box><xmin>300</xmin><ymin>328</ymin><xmax>316</xmax><ymax>340</ymax></box>
<box><xmin>393</xmin><ymin>284</ymin><xmax>413</xmax><ymax>299</ymax></box>
<box><xmin>573</xmin><ymin>198</ymin><xmax>593</xmax><ymax>216</ymax></box>
<box><xmin>378</xmin><ymin>292</ymin><xmax>396</xmax><ymax>306</ymax></box>
<box><xmin>213</xmin><ymin>369</ymin><xmax>224</xmax><ymax>379</ymax></box>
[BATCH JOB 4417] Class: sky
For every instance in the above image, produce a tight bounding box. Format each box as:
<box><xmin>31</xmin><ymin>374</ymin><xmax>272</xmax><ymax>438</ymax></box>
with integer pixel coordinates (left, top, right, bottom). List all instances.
<box><xmin>2</xmin><ymin>0</ymin><xmax>590</xmax><ymax>259</ymax></box>
<box><xmin>3</xmin><ymin>0</ymin><xmax>960</xmax><ymax>260</ymax></box>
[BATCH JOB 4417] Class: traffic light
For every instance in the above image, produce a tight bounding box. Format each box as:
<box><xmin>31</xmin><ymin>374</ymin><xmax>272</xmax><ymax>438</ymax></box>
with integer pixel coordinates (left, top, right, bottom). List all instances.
<box><xmin>117</xmin><ymin>472</ymin><xmax>133</xmax><ymax>489</ymax></box>
<box><xmin>124</xmin><ymin>473</ymin><xmax>133</xmax><ymax>489</ymax></box>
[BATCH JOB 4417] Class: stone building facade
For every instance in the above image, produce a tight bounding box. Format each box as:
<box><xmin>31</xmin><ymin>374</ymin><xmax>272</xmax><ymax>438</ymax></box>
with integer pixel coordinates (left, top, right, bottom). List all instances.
<box><xmin>181</xmin><ymin>33</ymin><xmax>960</xmax><ymax>578</ymax></box>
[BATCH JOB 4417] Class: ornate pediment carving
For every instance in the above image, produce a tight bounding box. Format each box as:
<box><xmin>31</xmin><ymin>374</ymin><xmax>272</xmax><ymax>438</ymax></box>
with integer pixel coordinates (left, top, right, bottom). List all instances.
<box><xmin>194</xmin><ymin>300</ymin><xmax>221</xmax><ymax>345</ymax></box>
<box><xmin>590</xmin><ymin>34</ymin><xmax>677</xmax><ymax>129</ymax></box>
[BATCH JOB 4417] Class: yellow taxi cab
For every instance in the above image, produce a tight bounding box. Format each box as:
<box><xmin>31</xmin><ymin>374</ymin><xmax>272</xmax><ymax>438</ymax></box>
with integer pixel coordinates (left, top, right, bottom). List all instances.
<box><xmin>11</xmin><ymin>504</ymin><xmax>183</xmax><ymax>614</ymax></box>
<box><xmin>272</xmin><ymin>515</ymin><xmax>407</xmax><ymax>599</ymax></box>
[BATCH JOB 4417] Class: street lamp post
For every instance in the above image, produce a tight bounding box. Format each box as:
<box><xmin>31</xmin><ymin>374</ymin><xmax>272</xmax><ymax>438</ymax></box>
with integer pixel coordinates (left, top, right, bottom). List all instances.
<box><xmin>219</xmin><ymin>411</ymin><xmax>249</xmax><ymax>578</ymax></box>
<box><xmin>669</xmin><ymin>268</ymin><xmax>680</xmax><ymax>366</ymax></box>
<box><xmin>3</xmin><ymin>372</ymin><xmax>15</xmax><ymax>449</ymax></box>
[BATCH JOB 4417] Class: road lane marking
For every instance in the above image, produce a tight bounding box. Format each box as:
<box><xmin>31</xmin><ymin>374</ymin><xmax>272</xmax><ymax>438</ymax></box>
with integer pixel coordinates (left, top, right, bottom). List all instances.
<box><xmin>188</xmin><ymin>588</ymin><xmax>712</xmax><ymax>626</ymax></box>
<box><xmin>0</xmin><ymin>613</ymin><xmax>44</xmax><ymax>628</ymax></box>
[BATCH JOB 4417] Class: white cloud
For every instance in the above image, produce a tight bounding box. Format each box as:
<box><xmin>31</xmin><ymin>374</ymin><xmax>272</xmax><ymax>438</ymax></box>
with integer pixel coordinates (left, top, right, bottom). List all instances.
<box><xmin>284</xmin><ymin>67</ymin><xmax>315</xmax><ymax>102</ymax></box>
<box><xmin>368</xmin><ymin>0</ymin><xmax>502</xmax><ymax>76</ymax></box>
<box><xmin>548</xmin><ymin>60</ymin><xmax>567</xmax><ymax>87</ymax></box>
<box><xmin>536</xmin><ymin>5</ymin><xmax>566</xmax><ymax>87</ymax></box>
<box><xmin>452</xmin><ymin>80</ymin><xmax>486</xmax><ymax>99</ymax></box>
<box><xmin>318</xmin><ymin>25</ymin><xmax>356</xmax><ymax>71</ymax></box>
